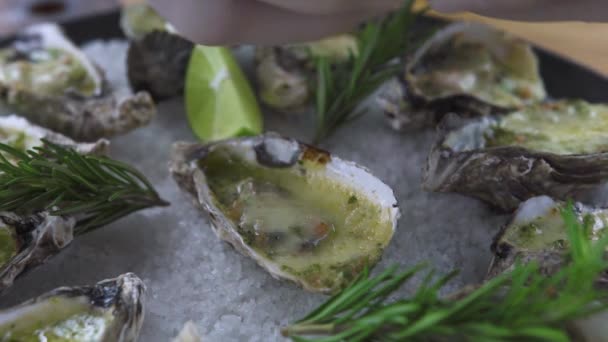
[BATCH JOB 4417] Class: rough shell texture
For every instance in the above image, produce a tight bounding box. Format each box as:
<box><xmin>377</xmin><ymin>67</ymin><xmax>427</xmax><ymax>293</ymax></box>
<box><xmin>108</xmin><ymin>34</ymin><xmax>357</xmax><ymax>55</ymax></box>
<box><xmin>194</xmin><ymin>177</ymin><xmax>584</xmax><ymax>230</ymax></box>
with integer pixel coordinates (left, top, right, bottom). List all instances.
<box><xmin>0</xmin><ymin>213</ymin><xmax>75</xmax><ymax>294</ymax></box>
<box><xmin>0</xmin><ymin>23</ymin><xmax>156</xmax><ymax>142</ymax></box>
<box><xmin>254</xmin><ymin>47</ymin><xmax>310</xmax><ymax>112</ymax></box>
<box><xmin>126</xmin><ymin>31</ymin><xmax>194</xmax><ymax>100</ymax></box>
<box><xmin>423</xmin><ymin>116</ymin><xmax>608</xmax><ymax>212</ymax></box>
<box><xmin>169</xmin><ymin>134</ymin><xmax>399</xmax><ymax>293</ymax></box>
<box><xmin>0</xmin><ymin>273</ymin><xmax>146</xmax><ymax>342</ymax></box>
<box><xmin>379</xmin><ymin>22</ymin><xmax>545</xmax><ymax>131</ymax></box>
<box><xmin>0</xmin><ymin>114</ymin><xmax>109</xmax><ymax>155</ymax></box>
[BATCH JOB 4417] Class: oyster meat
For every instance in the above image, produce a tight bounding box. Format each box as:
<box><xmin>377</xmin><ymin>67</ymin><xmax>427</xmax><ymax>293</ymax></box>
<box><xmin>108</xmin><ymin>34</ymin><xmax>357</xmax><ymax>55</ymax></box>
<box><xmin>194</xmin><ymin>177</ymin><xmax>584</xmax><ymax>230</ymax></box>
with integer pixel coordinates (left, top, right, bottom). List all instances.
<box><xmin>121</xmin><ymin>3</ymin><xmax>195</xmax><ymax>100</ymax></box>
<box><xmin>379</xmin><ymin>22</ymin><xmax>546</xmax><ymax>131</ymax></box>
<box><xmin>0</xmin><ymin>23</ymin><xmax>155</xmax><ymax>141</ymax></box>
<box><xmin>0</xmin><ymin>273</ymin><xmax>145</xmax><ymax>341</ymax></box>
<box><xmin>170</xmin><ymin>134</ymin><xmax>398</xmax><ymax>293</ymax></box>
<box><xmin>0</xmin><ymin>115</ymin><xmax>108</xmax><ymax>292</ymax></box>
<box><xmin>254</xmin><ymin>34</ymin><xmax>358</xmax><ymax>112</ymax></box>
<box><xmin>424</xmin><ymin>100</ymin><xmax>608</xmax><ymax>212</ymax></box>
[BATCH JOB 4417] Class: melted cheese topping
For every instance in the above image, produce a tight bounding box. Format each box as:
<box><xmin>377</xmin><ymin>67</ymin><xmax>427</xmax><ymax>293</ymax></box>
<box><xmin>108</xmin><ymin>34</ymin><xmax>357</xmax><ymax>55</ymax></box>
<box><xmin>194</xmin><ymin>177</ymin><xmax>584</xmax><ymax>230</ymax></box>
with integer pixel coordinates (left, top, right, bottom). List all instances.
<box><xmin>486</xmin><ymin>100</ymin><xmax>608</xmax><ymax>154</ymax></box>
<box><xmin>412</xmin><ymin>34</ymin><xmax>545</xmax><ymax>107</ymax></box>
<box><xmin>200</xmin><ymin>147</ymin><xmax>394</xmax><ymax>292</ymax></box>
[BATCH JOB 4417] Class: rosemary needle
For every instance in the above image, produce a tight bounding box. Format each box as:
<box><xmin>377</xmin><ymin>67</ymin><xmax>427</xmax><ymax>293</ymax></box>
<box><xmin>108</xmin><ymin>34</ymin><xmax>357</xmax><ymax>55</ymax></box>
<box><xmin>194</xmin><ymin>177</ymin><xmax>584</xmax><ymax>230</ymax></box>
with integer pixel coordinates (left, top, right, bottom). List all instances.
<box><xmin>0</xmin><ymin>140</ymin><xmax>169</xmax><ymax>234</ymax></box>
<box><xmin>284</xmin><ymin>204</ymin><xmax>608</xmax><ymax>341</ymax></box>
<box><xmin>313</xmin><ymin>0</ymin><xmax>418</xmax><ymax>143</ymax></box>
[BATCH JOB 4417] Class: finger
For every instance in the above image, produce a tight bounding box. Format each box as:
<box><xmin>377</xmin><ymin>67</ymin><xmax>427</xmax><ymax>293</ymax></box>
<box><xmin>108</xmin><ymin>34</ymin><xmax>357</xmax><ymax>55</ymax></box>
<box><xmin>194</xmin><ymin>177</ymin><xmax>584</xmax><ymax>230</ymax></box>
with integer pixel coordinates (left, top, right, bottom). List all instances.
<box><xmin>257</xmin><ymin>0</ymin><xmax>401</xmax><ymax>15</ymax></box>
<box><xmin>149</xmin><ymin>0</ymin><xmax>385</xmax><ymax>45</ymax></box>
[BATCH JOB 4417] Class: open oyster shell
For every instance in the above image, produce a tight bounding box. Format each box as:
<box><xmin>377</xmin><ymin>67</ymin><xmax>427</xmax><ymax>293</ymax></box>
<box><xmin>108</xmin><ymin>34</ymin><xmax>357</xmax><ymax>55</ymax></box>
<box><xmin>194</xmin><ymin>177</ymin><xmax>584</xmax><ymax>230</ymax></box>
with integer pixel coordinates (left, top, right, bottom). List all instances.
<box><xmin>0</xmin><ymin>115</ymin><xmax>107</xmax><ymax>292</ymax></box>
<box><xmin>254</xmin><ymin>34</ymin><xmax>358</xmax><ymax>112</ymax></box>
<box><xmin>487</xmin><ymin>196</ymin><xmax>608</xmax><ymax>282</ymax></box>
<box><xmin>0</xmin><ymin>273</ymin><xmax>145</xmax><ymax>341</ymax></box>
<box><xmin>0</xmin><ymin>23</ymin><xmax>155</xmax><ymax>142</ymax></box>
<box><xmin>424</xmin><ymin>100</ymin><xmax>608</xmax><ymax>212</ymax></box>
<box><xmin>121</xmin><ymin>3</ymin><xmax>194</xmax><ymax>100</ymax></box>
<box><xmin>170</xmin><ymin>134</ymin><xmax>398</xmax><ymax>293</ymax></box>
<box><xmin>485</xmin><ymin>196</ymin><xmax>608</xmax><ymax>341</ymax></box>
<box><xmin>0</xmin><ymin>212</ymin><xmax>74</xmax><ymax>293</ymax></box>
<box><xmin>379</xmin><ymin>22</ymin><xmax>546</xmax><ymax>131</ymax></box>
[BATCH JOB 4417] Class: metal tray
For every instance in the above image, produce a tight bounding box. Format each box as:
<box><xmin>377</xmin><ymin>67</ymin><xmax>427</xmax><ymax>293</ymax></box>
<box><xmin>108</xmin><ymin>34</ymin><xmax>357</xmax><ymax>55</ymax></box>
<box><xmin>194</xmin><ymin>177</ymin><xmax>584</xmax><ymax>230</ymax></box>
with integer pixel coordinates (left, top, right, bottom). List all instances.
<box><xmin>0</xmin><ymin>11</ymin><xmax>607</xmax><ymax>341</ymax></box>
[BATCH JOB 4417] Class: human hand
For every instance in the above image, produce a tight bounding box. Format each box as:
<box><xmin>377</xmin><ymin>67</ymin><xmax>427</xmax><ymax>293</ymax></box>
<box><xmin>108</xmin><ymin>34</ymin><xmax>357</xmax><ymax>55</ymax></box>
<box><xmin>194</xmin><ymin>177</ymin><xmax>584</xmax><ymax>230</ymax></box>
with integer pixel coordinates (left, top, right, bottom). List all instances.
<box><xmin>430</xmin><ymin>0</ymin><xmax>607</xmax><ymax>22</ymax></box>
<box><xmin>148</xmin><ymin>0</ymin><xmax>401</xmax><ymax>45</ymax></box>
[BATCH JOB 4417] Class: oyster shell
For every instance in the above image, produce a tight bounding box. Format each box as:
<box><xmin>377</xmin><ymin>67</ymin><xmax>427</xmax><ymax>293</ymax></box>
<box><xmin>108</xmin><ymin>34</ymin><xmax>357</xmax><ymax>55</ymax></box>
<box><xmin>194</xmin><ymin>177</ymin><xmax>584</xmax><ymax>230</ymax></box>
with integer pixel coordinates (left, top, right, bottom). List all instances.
<box><xmin>485</xmin><ymin>196</ymin><xmax>608</xmax><ymax>341</ymax></box>
<box><xmin>379</xmin><ymin>22</ymin><xmax>546</xmax><ymax>131</ymax></box>
<box><xmin>487</xmin><ymin>196</ymin><xmax>608</xmax><ymax>281</ymax></box>
<box><xmin>0</xmin><ymin>115</ymin><xmax>108</xmax><ymax>292</ymax></box>
<box><xmin>0</xmin><ymin>273</ymin><xmax>145</xmax><ymax>341</ymax></box>
<box><xmin>121</xmin><ymin>3</ymin><xmax>194</xmax><ymax>100</ymax></box>
<box><xmin>424</xmin><ymin>100</ymin><xmax>608</xmax><ymax>212</ymax></box>
<box><xmin>170</xmin><ymin>134</ymin><xmax>398</xmax><ymax>293</ymax></box>
<box><xmin>0</xmin><ymin>212</ymin><xmax>74</xmax><ymax>293</ymax></box>
<box><xmin>254</xmin><ymin>34</ymin><xmax>358</xmax><ymax>112</ymax></box>
<box><xmin>0</xmin><ymin>114</ymin><xmax>108</xmax><ymax>155</ymax></box>
<box><xmin>0</xmin><ymin>23</ymin><xmax>155</xmax><ymax>142</ymax></box>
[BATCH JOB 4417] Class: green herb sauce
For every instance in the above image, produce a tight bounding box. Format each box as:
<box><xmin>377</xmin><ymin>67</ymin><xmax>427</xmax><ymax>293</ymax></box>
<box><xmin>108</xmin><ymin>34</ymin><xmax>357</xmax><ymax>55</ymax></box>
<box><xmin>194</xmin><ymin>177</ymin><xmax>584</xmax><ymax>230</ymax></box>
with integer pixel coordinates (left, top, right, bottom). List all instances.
<box><xmin>501</xmin><ymin>203</ymin><xmax>607</xmax><ymax>252</ymax></box>
<box><xmin>486</xmin><ymin>100</ymin><xmax>608</xmax><ymax>155</ymax></box>
<box><xmin>0</xmin><ymin>225</ymin><xmax>17</xmax><ymax>268</ymax></box>
<box><xmin>200</xmin><ymin>147</ymin><xmax>394</xmax><ymax>291</ymax></box>
<box><xmin>412</xmin><ymin>34</ymin><xmax>545</xmax><ymax>107</ymax></box>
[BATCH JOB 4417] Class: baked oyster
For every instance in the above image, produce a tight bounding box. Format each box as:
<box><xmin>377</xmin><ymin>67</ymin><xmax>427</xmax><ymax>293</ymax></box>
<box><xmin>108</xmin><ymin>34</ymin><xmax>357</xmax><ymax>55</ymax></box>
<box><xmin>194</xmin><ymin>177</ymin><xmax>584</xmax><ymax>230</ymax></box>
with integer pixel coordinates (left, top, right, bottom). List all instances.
<box><xmin>0</xmin><ymin>23</ymin><xmax>155</xmax><ymax>142</ymax></box>
<box><xmin>255</xmin><ymin>34</ymin><xmax>358</xmax><ymax>112</ymax></box>
<box><xmin>0</xmin><ymin>115</ymin><xmax>108</xmax><ymax>292</ymax></box>
<box><xmin>121</xmin><ymin>3</ymin><xmax>194</xmax><ymax>100</ymax></box>
<box><xmin>170</xmin><ymin>134</ymin><xmax>398</xmax><ymax>293</ymax></box>
<box><xmin>487</xmin><ymin>196</ymin><xmax>607</xmax><ymax>280</ymax></box>
<box><xmin>0</xmin><ymin>273</ymin><xmax>145</xmax><ymax>341</ymax></box>
<box><xmin>379</xmin><ymin>22</ymin><xmax>546</xmax><ymax>131</ymax></box>
<box><xmin>424</xmin><ymin>100</ymin><xmax>608</xmax><ymax>212</ymax></box>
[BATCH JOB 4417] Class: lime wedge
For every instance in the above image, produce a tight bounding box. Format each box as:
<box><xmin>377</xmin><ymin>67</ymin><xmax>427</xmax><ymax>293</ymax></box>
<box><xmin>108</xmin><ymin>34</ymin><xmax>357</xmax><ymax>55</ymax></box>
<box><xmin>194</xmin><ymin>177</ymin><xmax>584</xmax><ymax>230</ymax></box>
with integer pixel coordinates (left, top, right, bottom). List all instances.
<box><xmin>185</xmin><ymin>45</ymin><xmax>263</xmax><ymax>141</ymax></box>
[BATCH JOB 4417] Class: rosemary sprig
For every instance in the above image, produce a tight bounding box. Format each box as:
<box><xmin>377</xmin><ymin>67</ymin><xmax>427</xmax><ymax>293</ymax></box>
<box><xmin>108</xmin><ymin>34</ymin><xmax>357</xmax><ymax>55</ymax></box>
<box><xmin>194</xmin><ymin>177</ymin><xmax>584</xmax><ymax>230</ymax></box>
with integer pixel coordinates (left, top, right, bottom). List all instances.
<box><xmin>284</xmin><ymin>204</ymin><xmax>608</xmax><ymax>341</ymax></box>
<box><xmin>0</xmin><ymin>140</ymin><xmax>169</xmax><ymax>234</ymax></box>
<box><xmin>313</xmin><ymin>0</ymin><xmax>417</xmax><ymax>143</ymax></box>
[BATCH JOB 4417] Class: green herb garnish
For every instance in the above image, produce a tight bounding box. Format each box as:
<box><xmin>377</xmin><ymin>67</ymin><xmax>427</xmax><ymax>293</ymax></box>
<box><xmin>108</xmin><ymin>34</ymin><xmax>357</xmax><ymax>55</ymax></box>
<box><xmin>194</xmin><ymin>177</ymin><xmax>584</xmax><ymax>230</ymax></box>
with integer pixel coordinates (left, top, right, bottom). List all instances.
<box><xmin>313</xmin><ymin>0</ymin><xmax>418</xmax><ymax>142</ymax></box>
<box><xmin>0</xmin><ymin>140</ymin><xmax>169</xmax><ymax>234</ymax></box>
<box><xmin>283</xmin><ymin>203</ymin><xmax>608</xmax><ymax>341</ymax></box>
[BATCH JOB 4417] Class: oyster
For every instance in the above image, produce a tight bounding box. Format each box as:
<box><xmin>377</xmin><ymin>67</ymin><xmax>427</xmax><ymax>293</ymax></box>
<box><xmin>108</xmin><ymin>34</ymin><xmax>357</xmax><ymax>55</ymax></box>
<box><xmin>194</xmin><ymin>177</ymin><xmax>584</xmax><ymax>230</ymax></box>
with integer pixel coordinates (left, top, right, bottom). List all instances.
<box><xmin>170</xmin><ymin>134</ymin><xmax>398</xmax><ymax>293</ymax></box>
<box><xmin>485</xmin><ymin>196</ymin><xmax>608</xmax><ymax>341</ymax></box>
<box><xmin>254</xmin><ymin>34</ymin><xmax>358</xmax><ymax>112</ymax></box>
<box><xmin>0</xmin><ymin>273</ymin><xmax>145</xmax><ymax>341</ymax></box>
<box><xmin>0</xmin><ymin>212</ymin><xmax>74</xmax><ymax>293</ymax></box>
<box><xmin>424</xmin><ymin>100</ymin><xmax>608</xmax><ymax>212</ymax></box>
<box><xmin>0</xmin><ymin>23</ymin><xmax>155</xmax><ymax>141</ymax></box>
<box><xmin>487</xmin><ymin>196</ymin><xmax>608</xmax><ymax>280</ymax></box>
<box><xmin>379</xmin><ymin>22</ymin><xmax>546</xmax><ymax>131</ymax></box>
<box><xmin>0</xmin><ymin>115</ymin><xmax>108</xmax><ymax>292</ymax></box>
<box><xmin>121</xmin><ymin>3</ymin><xmax>195</xmax><ymax>100</ymax></box>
